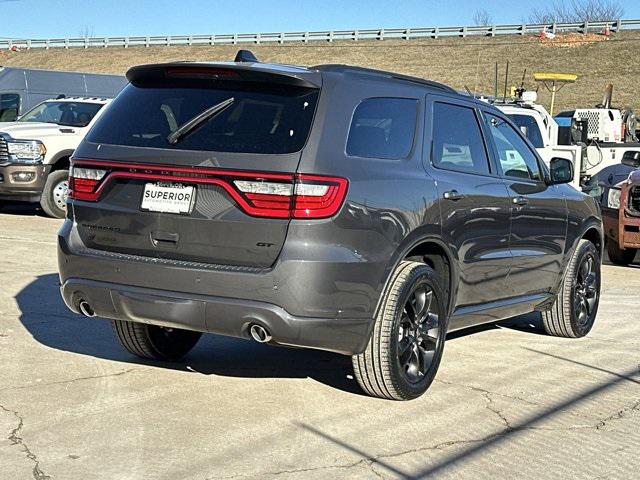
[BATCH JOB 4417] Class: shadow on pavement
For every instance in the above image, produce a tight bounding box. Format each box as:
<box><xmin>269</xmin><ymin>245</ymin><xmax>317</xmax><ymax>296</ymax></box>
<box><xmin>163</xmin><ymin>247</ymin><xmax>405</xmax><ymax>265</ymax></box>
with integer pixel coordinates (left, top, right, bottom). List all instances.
<box><xmin>297</xmin><ymin>357</ymin><xmax>640</xmax><ymax>478</ymax></box>
<box><xmin>16</xmin><ymin>274</ymin><xmax>548</xmax><ymax>397</ymax></box>
<box><xmin>0</xmin><ymin>201</ymin><xmax>46</xmax><ymax>217</ymax></box>
<box><xmin>16</xmin><ymin>273</ymin><xmax>363</xmax><ymax>395</ymax></box>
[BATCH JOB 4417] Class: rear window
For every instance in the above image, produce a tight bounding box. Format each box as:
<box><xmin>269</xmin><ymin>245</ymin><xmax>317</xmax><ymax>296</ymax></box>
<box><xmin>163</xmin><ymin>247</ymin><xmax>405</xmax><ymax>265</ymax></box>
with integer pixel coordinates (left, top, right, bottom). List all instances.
<box><xmin>346</xmin><ymin>98</ymin><xmax>418</xmax><ymax>159</ymax></box>
<box><xmin>87</xmin><ymin>82</ymin><xmax>319</xmax><ymax>154</ymax></box>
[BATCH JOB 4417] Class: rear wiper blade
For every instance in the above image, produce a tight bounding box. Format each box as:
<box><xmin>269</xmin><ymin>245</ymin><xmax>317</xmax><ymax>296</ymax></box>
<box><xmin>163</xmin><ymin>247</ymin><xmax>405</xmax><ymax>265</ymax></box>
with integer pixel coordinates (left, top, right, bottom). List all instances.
<box><xmin>167</xmin><ymin>97</ymin><xmax>235</xmax><ymax>145</ymax></box>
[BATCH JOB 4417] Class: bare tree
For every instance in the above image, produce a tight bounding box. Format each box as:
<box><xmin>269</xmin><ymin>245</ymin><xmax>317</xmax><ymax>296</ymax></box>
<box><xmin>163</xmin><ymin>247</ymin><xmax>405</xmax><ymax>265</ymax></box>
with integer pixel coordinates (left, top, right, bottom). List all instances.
<box><xmin>78</xmin><ymin>25</ymin><xmax>95</xmax><ymax>39</ymax></box>
<box><xmin>472</xmin><ymin>8</ymin><xmax>493</xmax><ymax>26</ymax></box>
<box><xmin>529</xmin><ymin>0</ymin><xmax>624</xmax><ymax>24</ymax></box>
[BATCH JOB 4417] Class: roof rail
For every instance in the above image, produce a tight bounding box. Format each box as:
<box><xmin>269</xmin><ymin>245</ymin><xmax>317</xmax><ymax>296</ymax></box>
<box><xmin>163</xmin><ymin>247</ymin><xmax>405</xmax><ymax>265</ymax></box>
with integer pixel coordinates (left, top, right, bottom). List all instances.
<box><xmin>313</xmin><ymin>64</ymin><xmax>457</xmax><ymax>93</ymax></box>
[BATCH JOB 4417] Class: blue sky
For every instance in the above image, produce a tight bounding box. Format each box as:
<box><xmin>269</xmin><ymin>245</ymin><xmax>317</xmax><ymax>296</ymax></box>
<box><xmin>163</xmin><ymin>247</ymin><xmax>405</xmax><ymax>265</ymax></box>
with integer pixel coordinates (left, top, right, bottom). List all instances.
<box><xmin>1</xmin><ymin>0</ymin><xmax>639</xmax><ymax>38</ymax></box>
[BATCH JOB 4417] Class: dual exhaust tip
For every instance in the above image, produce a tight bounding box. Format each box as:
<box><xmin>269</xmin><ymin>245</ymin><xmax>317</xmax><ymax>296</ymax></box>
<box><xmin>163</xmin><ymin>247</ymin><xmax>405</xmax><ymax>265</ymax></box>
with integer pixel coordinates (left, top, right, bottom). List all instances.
<box><xmin>77</xmin><ymin>299</ymin><xmax>272</xmax><ymax>344</ymax></box>
<box><xmin>78</xmin><ymin>300</ymin><xmax>95</xmax><ymax>317</ymax></box>
<box><xmin>249</xmin><ymin>324</ymin><xmax>272</xmax><ymax>343</ymax></box>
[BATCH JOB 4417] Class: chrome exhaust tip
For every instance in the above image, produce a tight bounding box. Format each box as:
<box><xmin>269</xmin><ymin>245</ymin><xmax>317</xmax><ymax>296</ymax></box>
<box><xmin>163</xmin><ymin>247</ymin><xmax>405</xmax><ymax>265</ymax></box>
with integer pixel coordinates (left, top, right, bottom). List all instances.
<box><xmin>78</xmin><ymin>300</ymin><xmax>95</xmax><ymax>318</ymax></box>
<box><xmin>249</xmin><ymin>324</ymin><xmax>272</xmax><ymax>343</ymax></box>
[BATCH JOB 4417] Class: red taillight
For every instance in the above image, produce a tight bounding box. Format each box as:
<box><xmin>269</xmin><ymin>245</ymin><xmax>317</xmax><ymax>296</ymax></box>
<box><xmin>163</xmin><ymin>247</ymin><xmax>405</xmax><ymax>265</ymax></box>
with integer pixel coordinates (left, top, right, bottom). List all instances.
<box><xmin>69</xmin><ymin>167</ymin><xmax>108</xmax><ymax>201</ymax></box>
<box><xmin>292</xmin><ymin>175</ymin><xmax>349</xmax><ymax>219</ymax></box>
<box><xmin>69</xmin><ymin>161</ymin><xmax>348</xmax><ymax>219</ymax></box>
<box><xmin>232</xmin><ymin>175</ymin><xmax>348</xmax><ymax>219</ymax></box>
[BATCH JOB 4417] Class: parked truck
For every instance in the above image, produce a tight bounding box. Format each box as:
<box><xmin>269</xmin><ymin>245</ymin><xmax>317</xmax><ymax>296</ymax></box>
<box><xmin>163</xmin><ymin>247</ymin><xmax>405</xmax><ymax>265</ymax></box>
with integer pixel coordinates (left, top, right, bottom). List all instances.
<box><xmin>496</xmin><ymin>90</ymin><xmax>640</xmax><ymax>195</ymax></box>
<box><xmin>0</xmin><ymin>66</ymin><xmax>125</xmax><ymax>122</ymax></box>
<box><xmin>599</xmin><ymin>152</ymin><xmax>640</xmax><ymax>265</ymax></box>
<box><xmin>0</xmin><ymin>96</ymin><xmax>113</xmax><ymax>217</ymax></box>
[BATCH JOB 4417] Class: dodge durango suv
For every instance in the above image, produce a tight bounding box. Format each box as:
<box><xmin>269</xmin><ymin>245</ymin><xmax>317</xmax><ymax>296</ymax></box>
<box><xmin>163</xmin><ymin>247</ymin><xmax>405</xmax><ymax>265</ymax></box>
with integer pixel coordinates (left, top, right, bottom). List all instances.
<box><xmin>58</xmin><ymin>53</ymin><xmax>603</xmax><ymax>400</ymax></box>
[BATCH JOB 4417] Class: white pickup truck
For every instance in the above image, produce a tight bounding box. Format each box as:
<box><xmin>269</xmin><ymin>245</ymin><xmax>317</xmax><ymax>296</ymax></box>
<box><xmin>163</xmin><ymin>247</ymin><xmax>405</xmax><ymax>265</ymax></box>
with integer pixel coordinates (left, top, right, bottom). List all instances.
<box><xmin>0</xmin><ymin>97</ymin><xmax>111</xmax><ymax>217</ymax></box>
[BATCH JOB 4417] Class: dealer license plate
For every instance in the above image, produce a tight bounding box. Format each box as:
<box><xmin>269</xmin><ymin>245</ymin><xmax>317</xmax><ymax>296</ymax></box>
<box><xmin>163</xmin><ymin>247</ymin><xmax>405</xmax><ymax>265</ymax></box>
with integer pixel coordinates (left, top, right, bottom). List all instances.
<box><xmin>140</xmin><ymin>183</ymin><xmax>195</xmax><ymax>214</ymax></box>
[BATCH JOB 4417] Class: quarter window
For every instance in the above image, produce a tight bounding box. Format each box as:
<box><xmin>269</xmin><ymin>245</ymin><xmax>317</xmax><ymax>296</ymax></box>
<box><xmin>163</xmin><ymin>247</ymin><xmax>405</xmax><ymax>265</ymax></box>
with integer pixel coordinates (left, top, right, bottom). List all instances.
<box><xmin>431</xmin><ymin>102</ymin><xmax>490</xmax><ymax>175</ymax></box>
<box><xmin>346</xmin><ymin>98</ymin><xmax>418</xmax><ymax>159</ymax></box>
<box><xmin>485</xmin><ymin>114</ymin><xmax>542</xmax><ymax>181</ymax></box>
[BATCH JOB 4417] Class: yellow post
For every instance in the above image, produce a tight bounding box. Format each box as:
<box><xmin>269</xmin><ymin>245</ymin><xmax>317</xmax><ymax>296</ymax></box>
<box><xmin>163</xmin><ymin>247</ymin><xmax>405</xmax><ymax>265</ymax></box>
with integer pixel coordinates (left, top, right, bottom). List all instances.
<box><xmin>549</xmin><ymin>80</ymin><xmax>557</xmax><ymax>116</ymax></box>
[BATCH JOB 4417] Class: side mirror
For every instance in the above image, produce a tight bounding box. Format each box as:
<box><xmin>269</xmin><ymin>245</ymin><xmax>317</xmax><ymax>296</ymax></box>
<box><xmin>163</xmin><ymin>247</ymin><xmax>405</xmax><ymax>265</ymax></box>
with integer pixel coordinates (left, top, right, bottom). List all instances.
<box><xmin>549</xmin><ymin>157</ymin><xmax>574</xmax><ymax>185</ymax></box>
<box><xmin>621</xmin><ymin>151</ymin><xmax>640</xmax><ymax>169</ymax></box>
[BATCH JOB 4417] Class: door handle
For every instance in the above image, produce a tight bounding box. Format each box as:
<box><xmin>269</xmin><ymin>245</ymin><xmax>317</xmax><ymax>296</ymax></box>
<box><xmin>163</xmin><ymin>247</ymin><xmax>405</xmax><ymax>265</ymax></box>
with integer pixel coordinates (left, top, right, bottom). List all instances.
<box><xmin>443</xmin><ymin>190</ymin><xmax>464</xmax><ymax>201</ymax></box>
<box><xmin>512</xmin><ymin>196</ymin><xmax>529</xmax><ymax>206</ymax></box>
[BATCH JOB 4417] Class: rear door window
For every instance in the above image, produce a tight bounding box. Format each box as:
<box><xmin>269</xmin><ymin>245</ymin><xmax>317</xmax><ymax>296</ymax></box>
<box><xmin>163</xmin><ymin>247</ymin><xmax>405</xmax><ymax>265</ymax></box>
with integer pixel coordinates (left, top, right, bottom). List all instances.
<box><xmin>87</xmin><ymin>82</ymin><xmax>319</xmax><ymax>154</ymax></box>
<box><xmin>0</xmin><ymin>93</ymin><xmax>20</xmax><ymax>122</ymax></box>
<box><xmin>346</xmin><ymin>98</ymin><xmax>418</xmax><ymax>159</ymax></box>
<box><xmin>431</xmin><ymin>102</ymin><xmax>490</xmax><ymax>175</ymax></box>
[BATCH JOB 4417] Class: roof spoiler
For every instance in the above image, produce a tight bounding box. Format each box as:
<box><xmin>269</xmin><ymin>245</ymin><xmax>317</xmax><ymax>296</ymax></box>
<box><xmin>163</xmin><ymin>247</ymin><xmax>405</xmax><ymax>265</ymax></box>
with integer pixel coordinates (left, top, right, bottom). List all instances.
<box><xmin>127</xmin><ymin>62</ymin><xmax>321</xmax><ymax>89</ymax></box>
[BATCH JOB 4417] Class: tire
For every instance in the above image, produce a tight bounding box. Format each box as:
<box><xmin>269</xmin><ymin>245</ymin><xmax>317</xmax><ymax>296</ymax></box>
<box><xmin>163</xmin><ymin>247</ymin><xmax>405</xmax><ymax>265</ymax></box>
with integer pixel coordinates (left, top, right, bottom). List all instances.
<box><xmin>40</xmin><ymin>169</ymin><xmax>69</xmax><ymax>219</ymax></box>
<box><xmin>606</xmin><ymin>240</ymin><xmax>637</xmax><ymax>265</ymax></box>
<box><xmin>543</xmin><ymin>239</ymin><xmax>601</xmax><ymax>338</ymax></box>
<box><xmin>111</xmin><ymin>320</ymin><xmax>202</xmax><ymax>361</ymax></box>
<box><xmin>352</xmin><ymin>261</ymin><xmax>448</xmax><ymax>400</ymax></box>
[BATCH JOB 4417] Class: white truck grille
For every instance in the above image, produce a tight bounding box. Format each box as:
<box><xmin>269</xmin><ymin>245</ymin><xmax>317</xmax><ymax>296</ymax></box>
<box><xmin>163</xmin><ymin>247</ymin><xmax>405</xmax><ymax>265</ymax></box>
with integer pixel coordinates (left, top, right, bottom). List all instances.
<box><xmin>0</xmin><ymin>138</ymin><xmax>8</xmax><ymax>162</ymax></box>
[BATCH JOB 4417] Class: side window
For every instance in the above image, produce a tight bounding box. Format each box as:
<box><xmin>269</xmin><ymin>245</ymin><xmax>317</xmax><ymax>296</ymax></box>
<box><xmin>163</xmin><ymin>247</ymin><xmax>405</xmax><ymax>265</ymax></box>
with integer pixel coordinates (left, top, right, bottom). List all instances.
<box><xmin>346</xmin><ymin>98</ymin><xmax>418</xmax><ymax>160</ymax></box>
<box><xmin>485</xmin><ymin>114</ymin><xmax>542</xmax><ymax>181</ymax></box>
<box><xmin>0</xmin><ymin>93</ymin><xmax>20</xmax><ymax>122</ymax></box>
<box><xmin>432</xmin><ymin>102</ymin><xmax>490</xmax><ymax>175</ymax></box>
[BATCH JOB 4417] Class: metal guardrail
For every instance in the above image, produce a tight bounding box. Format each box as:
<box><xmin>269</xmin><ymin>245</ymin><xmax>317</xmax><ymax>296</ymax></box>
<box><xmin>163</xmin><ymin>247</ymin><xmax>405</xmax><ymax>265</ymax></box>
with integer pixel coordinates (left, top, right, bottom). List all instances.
<box><xmin>2</xmin><ymin>19</ymin><xmax>639</xmax><ymax>50</ymax></box>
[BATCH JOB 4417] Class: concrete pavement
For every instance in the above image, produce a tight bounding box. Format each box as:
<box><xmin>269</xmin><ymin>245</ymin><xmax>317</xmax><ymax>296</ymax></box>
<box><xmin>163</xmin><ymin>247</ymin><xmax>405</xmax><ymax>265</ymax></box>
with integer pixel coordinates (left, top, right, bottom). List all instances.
<box><xmin>0</xmin><ymin>204</ymin><xmax>638</xmax><ymax>479</ymax></box>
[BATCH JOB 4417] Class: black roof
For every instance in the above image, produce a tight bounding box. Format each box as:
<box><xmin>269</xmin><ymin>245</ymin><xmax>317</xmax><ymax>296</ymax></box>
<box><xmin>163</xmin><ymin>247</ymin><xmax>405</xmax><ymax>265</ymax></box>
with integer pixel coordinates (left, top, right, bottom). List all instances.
<box><xmin>313</xmin><ymin>64</ymin><xmax>457</xmax><ymax>94</ymax></box>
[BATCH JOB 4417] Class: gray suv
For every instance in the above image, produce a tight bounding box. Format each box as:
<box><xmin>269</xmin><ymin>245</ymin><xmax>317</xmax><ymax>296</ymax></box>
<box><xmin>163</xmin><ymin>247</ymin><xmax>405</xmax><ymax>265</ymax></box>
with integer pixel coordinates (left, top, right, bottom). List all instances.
<box><xmin>58</xmin><ymin>55</ymin><xmax>603</xmax><ymax>400</ymax></box>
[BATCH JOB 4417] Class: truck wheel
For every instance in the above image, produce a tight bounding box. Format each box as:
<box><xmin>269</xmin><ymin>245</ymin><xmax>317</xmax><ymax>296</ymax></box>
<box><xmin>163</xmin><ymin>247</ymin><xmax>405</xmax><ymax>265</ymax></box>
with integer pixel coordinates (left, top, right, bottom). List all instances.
<box><xmin>352</xmin><ymin>261</ymin><xmax>447</xmax><ymax>400</ymax></box>
<box><xmin>606</xmin><ymin>241</ymin><xmax>637</xmax><ymax>265</ymax></box>
<box><xmin>111</xmin><ymin>320</ymin><xmax>202</xmax><ymax>361</ymax></box>
<box><xmin>543</xmin><ymin>239</ymin><xmax>601</xmax><ymax>338</ymax></box>
<box><xmin>40</xmin><ymin>169</ymin><xmax>69</xmax><ymax>219</ymax></box>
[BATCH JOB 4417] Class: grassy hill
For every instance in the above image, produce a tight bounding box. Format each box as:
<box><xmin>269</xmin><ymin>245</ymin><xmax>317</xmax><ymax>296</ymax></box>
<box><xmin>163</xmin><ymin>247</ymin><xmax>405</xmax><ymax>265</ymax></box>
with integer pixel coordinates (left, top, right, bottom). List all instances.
<box><xmin>2</xmin><ymin>31</ymin><xmax>639</xmax><ymax>113</ymax></box>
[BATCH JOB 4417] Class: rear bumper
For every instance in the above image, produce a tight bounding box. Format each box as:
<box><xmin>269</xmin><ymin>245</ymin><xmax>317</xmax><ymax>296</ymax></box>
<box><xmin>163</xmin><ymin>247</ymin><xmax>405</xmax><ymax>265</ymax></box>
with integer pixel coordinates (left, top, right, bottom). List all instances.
<box><xmin>58</xmin><ymin>219</ymin><xmax>380</xmax><ymax>355</ymax></box>
<box><xmin>0</xmin><ymin>164</ymin><xmax>50</xmax><ymax>202</ymax></box>
<box><xmin>60</xmin><ymin>277</ymin><xmax>372</xmax><ymax>355</ymax></box>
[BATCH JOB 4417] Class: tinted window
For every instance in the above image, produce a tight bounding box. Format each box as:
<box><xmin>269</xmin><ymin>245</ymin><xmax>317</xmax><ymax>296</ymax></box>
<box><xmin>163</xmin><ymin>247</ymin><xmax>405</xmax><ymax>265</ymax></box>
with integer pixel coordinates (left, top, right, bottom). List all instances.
<box><xmin>346</xmin><ymin>98</ymin><xmax>417</xmax><ymax>159</ymax></box>
<box><xmin>19</xmin><ymin>101</ymin><xmax>103</xmax><ymax>127</ymax></box>
<box><xmin>87</xmin><ymin>82</ymin><xmax>319</xmax><ymax>154</ymax></box>
<box><xmin>0</xmin><ymin>93</ymin><xmax>20</xmax><ymax>122</ymax></box>
<box><xmin>432</xmin><ymin>102</ymin><xmax>490</xmax><ymax>175</ymax></box>
<box><xmin>506</xmin><ymin>114</ymin><xmax>544</xmax><ymax>148</ymax></box>
<box><xmin>485</xmin><ymin>114</ymin><xmax>542</xmax><ymax>181</ymax></box>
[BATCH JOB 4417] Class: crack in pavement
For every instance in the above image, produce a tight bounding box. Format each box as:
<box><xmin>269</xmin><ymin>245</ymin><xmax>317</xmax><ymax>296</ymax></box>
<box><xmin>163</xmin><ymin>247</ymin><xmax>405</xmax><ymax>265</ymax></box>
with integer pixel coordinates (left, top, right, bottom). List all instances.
<box><xmin>216</xmin><ymin>394</ymin><xmax>640</xmax><ymax>479</ymax></box>
<box><xmin>0</xmin><ymin>368</ymin><xmax>140</xmax><ymax>393</ymax></box>
<box><xmin>213</xmin><ymin>435</ymin><xmax>492</xmax><ymax>480</ymax></box>
<box><xmin>435</xmin><ymin>378</ymin><xmax>540</xmax><ymax>406</ymax></box>
<box><xmin>596</xmin><ymin>399</ymin><xmax>640</xmax><ymax>430</ymax></box>
<box><xmin>1</xmin><ymin>404</ymin><xmax>51</xmax><ymax>480</ymax></box>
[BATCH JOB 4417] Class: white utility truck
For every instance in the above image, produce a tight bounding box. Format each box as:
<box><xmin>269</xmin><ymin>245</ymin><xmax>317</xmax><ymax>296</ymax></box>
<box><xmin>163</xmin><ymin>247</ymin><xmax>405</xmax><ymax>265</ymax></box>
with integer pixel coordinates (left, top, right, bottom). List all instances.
<box><xmin>496</xmin><ymin>90</ymin><xmax>640</xmax><ymax>194</ymax></box>
<box><xmin>0</xmin><ymin>97</ymin><xmax>111</xmax><ymax>217</ymax></box>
